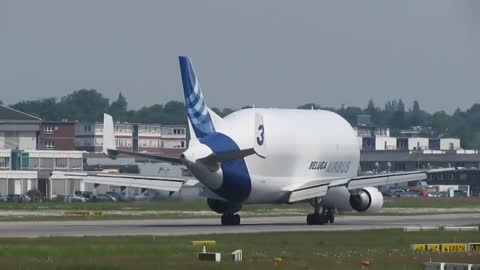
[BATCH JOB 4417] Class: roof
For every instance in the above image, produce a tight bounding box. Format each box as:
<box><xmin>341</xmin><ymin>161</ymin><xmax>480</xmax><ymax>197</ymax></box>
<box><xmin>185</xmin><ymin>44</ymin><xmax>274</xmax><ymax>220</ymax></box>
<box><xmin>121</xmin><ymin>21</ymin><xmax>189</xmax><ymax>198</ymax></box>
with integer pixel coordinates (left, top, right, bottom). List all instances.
<box><xmin>0</xmin><ymin>105</ymin><xmax>41</xmax><ymax>121</ymax></box>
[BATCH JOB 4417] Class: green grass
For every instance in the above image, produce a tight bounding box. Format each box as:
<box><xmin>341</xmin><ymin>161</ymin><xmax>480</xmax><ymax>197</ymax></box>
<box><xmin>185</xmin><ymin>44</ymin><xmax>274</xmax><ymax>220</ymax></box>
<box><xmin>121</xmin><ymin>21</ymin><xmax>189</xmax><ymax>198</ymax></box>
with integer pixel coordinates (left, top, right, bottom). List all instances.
<box><xmin>0</xmin><ymin>229</ymin><xmax>479</xmax><ymax>269</ymax></box>
<box><xmin>0</xmin><ymin>201</ymin><xmax>210</xmax><ymax>211</ymax></box>
<box><xmin>0</xmin><ymin>197</ymin><xmax>478</xmax><ymax>211</ymax></box>
<box><xmin>0</xmin><ymin>197</ymin><xmax>479</xmax><ymax>222</ymax></box>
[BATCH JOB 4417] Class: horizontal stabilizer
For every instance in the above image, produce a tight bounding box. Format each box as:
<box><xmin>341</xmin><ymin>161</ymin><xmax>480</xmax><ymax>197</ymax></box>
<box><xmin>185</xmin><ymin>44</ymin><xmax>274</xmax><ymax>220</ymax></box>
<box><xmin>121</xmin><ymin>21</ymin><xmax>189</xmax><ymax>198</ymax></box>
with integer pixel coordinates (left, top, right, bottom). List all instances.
<box><xmin>199</xmin><ymin>148</ymin><xmax>256</xmax><ymax>164</ymax></box>
<box><xmin>107</xmin><ymin>149</ymin><xmax>183</xmax><ymax>164</ymax></box>
<box><xmin>198</xmin><ymin>148</ymin><xmax>256</xmax><ymax>171</ymax></box>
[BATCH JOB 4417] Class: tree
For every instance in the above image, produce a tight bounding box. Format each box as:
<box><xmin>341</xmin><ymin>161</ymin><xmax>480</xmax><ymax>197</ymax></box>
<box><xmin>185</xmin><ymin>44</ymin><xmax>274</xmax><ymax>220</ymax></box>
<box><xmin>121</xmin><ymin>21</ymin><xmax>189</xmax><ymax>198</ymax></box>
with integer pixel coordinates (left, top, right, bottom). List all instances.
<box><xmin>409</xmin><ymin>100</ymin><xmax>425</xmax><ymax>126</ymax></box>
<box><xmin>109</xmin><ymin>92</ymin><xmax>128</xmax><ymax>121</ymax></box>
<box><xmin>366</xmin><ymin>100</ymin><xmax>375</xmax><ymax>112</ymax></box>
<box><xmin>61</xmin><ymin>89</ymin><xmax>109</xmax><ymax>122</ymax></box>
<box><xmin>7</xmin><ymin>89</ymin><xmax>480</xmax><ymax>149</ymax></box>
<box><xmin>297</xmin><ymin>103</ymin><xmax>320</xmax><ymax>110</ymax></box>
<box><xmin>11</xmin><ymin>98</ymin><xmax>62</xmax><ymax>120</ymax></box>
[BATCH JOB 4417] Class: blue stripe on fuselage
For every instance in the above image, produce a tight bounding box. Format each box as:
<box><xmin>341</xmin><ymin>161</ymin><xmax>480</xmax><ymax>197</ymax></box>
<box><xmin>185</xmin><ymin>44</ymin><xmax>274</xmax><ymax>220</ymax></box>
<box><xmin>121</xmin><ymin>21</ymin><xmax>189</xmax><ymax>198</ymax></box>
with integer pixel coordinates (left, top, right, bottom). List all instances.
<box><xmin>199</xmin><ymin>132</ymin><xmax>252</xmax><ymax>203</ymax></box>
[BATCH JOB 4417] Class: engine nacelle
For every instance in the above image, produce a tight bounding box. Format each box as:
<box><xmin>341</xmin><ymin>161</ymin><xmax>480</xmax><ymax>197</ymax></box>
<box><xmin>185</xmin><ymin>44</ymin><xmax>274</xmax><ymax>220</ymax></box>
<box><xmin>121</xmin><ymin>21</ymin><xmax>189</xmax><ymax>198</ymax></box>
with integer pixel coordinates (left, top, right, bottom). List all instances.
<box><xmin>349</xmin><ymin>187</ymin><xmax>384</xmax><ymax>213</ymax></box>
<box><xmin>207</xmin><ymin>198</ymin><xmax>242</xmax><ymax>214</ymax></box>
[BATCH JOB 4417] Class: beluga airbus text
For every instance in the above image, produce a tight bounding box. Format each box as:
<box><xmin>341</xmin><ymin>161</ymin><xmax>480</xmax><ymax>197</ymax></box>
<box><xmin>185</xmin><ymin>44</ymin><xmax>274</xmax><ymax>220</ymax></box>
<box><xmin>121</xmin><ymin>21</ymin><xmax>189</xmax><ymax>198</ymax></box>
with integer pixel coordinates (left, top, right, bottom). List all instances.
<box><xmin>54</xmin><ymin>56</ymin><xmax>427</xmax><ymax>225</ymax></box>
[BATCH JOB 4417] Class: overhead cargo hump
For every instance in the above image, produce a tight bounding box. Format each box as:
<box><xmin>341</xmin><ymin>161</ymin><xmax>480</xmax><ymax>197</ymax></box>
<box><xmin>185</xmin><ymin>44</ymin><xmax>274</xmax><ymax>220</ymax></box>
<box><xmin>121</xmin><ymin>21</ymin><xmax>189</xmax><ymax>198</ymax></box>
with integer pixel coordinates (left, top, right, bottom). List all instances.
<box><xmin>179</xmin><ymin>56</ymin><xmax>217</xmax><ymax>139</ymax></box>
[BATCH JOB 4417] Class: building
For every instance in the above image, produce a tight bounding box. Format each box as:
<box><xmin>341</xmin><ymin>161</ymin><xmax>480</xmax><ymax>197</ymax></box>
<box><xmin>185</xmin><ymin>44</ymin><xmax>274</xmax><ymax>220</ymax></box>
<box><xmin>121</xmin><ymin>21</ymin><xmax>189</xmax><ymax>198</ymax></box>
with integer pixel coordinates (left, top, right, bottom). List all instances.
<box><xmin>75</xmin><ymin>122</ymin><xmax>187</xmax><ymax>153</ymax></box>
<box><xmin>0</xmin><ymin>149</ymin><xmax>84</xmax><ymax>197</ymax></box>
<box><xmin>38</xmin><ymin>121</ymin><xmax>76</xmax><ymax>150</ymax></box>
<box><xmin>0</xmin><ymin>105</ymin><xmax>41</xmax><ymax>150</ymax></box>
<box><xmin>429</xmin><ymin>138</ymin><xmax>461</xmax><ymax>151</ymax></box>
<box><xmin>353</xmin><ymin>125</ymin><xmax>390</xmax><ymax>138</ymax></box>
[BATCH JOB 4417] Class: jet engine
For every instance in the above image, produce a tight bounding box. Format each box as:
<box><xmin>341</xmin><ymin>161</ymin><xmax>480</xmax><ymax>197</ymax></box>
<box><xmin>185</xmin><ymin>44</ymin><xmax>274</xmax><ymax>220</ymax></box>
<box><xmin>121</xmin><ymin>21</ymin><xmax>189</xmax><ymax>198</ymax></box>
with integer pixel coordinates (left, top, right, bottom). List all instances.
<box><xmin>207</xmin><ymin>198</ymin><xmax>242</xmax><ymax>214</ymax></box>
<box><xmin>349</xmin><ymin>187</ymin><xmax>383</xmax><ymax>213</ymax></box>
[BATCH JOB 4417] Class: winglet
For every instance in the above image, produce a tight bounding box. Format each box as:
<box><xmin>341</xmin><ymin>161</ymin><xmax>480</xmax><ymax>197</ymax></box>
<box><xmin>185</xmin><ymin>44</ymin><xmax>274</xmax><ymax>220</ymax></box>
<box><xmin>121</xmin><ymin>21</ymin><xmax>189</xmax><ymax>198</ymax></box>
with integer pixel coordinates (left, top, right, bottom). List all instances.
<box><xmin>254</xmin><ymin>112</ymin><xmax>266</xmax><ymax>158</ymax></box>
<box><xmin>103</xmin><ymin>113</ymin><xmax>116</xmax><ymax>156</ymax></box>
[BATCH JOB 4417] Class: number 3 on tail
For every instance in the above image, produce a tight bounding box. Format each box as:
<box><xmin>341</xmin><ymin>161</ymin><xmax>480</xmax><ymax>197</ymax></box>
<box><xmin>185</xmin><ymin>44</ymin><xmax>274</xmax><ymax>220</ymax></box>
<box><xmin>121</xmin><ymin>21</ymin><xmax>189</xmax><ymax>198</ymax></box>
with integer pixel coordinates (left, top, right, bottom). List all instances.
<box><xmin>257</xmin><ymin>124</ymin><xmax>264</xmax><ymax>145</ymax></box>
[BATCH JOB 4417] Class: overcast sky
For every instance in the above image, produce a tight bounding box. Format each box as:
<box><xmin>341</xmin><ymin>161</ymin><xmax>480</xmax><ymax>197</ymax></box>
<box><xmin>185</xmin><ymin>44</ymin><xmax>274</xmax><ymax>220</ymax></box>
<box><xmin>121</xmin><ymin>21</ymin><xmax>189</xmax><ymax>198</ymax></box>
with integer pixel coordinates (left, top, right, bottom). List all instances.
<box><xmin>1</xmin><ymin>1</ymin><xmax>479</xmax><ymax>113</ymax></box>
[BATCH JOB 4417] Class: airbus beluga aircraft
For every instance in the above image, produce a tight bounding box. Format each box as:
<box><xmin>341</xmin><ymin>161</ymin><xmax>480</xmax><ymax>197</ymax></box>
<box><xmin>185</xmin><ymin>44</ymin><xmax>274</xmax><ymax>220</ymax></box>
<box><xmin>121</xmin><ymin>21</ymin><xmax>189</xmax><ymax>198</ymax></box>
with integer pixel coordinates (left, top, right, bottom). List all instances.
<box><xmin>54</xmin><ymin>56</ymin><xmax>426</xmax><ymax>225</ymax></box>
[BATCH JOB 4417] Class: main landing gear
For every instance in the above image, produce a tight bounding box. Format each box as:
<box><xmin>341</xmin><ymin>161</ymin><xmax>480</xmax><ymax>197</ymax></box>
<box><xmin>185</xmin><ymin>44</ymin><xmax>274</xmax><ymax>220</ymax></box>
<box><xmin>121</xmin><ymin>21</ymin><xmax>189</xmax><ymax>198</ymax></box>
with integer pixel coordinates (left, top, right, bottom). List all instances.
<box><xmin>306</xmin><ymin>198</ymin><xmax>335</xmax><ymax>225</ymax></box>
<box><xmin>221</xmin><ymin>213</ymin><xmax>241</xmax><ymax>226</ymax></box>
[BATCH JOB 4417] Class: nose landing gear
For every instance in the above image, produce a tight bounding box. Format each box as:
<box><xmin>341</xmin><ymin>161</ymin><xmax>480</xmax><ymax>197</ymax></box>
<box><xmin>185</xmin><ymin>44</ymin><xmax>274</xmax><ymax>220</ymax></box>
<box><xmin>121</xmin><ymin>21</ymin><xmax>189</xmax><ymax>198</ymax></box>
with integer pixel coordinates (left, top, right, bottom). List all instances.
<box><xmin>221</xmin><ymin>213</ymin><xmax>241</xmax><ymax>226</ymax></box>
<box><xmin>207</xmin><ymin>199</ymin><xmax>242</xmax><ymax>226</ymax></box>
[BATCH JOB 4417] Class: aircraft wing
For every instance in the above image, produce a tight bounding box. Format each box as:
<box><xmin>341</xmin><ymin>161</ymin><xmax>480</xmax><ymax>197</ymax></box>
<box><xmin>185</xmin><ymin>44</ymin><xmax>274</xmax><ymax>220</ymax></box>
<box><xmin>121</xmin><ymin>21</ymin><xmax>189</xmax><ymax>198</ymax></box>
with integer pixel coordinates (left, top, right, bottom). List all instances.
<box><xmin>51</xmin><ymin>171</ymin><xmax>198</xmax><ymax>192</ymax></box>
<box><xmin>287</xmin><ymin>171</ymin><xmax>427</xmax><ymax>203</ymax></box>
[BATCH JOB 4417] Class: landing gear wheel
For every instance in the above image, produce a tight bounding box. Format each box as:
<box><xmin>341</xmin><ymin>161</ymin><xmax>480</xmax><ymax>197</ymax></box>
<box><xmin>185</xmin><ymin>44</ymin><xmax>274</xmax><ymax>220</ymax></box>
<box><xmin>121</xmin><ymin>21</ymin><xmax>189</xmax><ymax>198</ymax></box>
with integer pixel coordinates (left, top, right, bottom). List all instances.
<box><xmin>221</xmin><ymin>214</ymin><xmax>241</xmax><ymax>226</ymax></box>
<box><xmin>306</xmin><ymin>214</ymin><xmax>329</xmax><ymax>225</ymax></box>
<box><xmin>326</xmin><ymin>209</ymin><xmax>335</xmax><ymax>224</ymax></box>
<box><xmin>328</xmin><ymin>215</ymin><xmax>335</xmax><ymax>224</ymax></box>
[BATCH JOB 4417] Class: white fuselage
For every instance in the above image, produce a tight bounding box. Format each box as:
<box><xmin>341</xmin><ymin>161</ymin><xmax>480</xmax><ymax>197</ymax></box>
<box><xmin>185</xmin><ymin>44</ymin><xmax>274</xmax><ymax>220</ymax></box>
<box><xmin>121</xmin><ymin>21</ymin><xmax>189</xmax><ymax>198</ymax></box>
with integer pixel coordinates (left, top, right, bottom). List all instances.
<box><xmin>184</xmin><ymin>108</ymin><xmax>360</xmax><ymax>204</ymax></box>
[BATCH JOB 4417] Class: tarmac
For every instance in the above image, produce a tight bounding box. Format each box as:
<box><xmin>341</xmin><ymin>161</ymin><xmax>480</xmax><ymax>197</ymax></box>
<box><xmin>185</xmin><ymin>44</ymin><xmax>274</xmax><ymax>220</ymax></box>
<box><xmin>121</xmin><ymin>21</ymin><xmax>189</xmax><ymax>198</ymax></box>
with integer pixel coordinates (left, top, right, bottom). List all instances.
<box><xmin>0</xmin><ymin>213</ymin><xmax>478</xmax><ymax>238</ymax></box>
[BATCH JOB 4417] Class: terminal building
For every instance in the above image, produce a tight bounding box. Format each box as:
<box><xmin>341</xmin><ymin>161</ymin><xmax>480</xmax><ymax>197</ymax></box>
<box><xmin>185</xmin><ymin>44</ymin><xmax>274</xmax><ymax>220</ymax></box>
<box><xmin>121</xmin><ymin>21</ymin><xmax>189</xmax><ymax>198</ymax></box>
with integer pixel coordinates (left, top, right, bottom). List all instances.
<box><xmin>0</xmin><ymin>104</ymin><xmax>188</xmax><ymax>199</ymax></box>
<box><xmin>354</xmin><ymin>116</ymin><xmax>480</xmax><ymax>195</ymax></box>
<box><xmin>0</xmin><ymin>105</ymin><xmax>41</xmax><ymax>150</ymax></box>
<box><xmin>75</xmin><ymin>122</ymin><xmax>186</xmax><ymax>153</ymax></box>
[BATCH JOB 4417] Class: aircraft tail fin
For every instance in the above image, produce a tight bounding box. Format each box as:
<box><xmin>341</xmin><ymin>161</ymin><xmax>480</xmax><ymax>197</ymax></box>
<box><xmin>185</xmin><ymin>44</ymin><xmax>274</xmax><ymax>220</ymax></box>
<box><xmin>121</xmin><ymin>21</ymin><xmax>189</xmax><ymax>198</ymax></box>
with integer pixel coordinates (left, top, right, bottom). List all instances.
<box><xmin>179</xmin><ymin>56</ymin><xmax>216</xmax><ymax>139</ymax></box>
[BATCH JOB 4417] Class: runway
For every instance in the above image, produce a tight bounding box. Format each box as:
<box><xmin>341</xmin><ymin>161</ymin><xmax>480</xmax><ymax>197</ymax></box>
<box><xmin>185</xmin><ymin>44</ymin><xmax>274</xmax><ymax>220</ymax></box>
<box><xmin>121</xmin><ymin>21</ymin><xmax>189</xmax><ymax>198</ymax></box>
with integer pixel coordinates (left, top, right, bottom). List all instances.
<box><xmin>0</xmin><ymin>213</ymin><xmax>478</xmax><ymax>238</ymax></box>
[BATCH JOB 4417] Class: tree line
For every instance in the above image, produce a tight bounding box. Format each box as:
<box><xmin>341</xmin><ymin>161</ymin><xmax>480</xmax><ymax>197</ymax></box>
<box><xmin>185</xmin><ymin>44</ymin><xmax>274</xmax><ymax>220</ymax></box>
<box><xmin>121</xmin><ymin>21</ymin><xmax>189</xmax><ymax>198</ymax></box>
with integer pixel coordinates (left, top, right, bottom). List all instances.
<box><xmin>4</xmin><ymin>89</ymin><xmax>480</xmax><ymax>148</ymax></box>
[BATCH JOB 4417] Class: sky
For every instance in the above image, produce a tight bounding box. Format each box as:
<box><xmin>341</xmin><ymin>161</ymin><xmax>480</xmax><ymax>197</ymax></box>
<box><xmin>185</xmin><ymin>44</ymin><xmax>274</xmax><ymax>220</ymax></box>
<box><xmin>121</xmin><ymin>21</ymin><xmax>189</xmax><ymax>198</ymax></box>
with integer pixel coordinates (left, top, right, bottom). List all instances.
<box><xmin>1</xmin><ymin>1</ymin><xmax>479</xmax><ymax>113</ymax></box>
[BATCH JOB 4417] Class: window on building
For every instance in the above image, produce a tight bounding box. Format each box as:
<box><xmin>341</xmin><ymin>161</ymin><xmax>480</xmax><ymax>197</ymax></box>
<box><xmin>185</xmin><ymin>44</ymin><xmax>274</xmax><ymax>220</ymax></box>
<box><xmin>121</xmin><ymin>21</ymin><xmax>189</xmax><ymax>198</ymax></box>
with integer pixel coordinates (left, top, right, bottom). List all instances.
<box><xmin>45</xmin><ymin>141</ymin><xmax>55</xmax><ymax>150</ymax></box>
<box><xmin>55</xmin><ymin>158</ymin><xmax>68</xmax><ymax>168</ymax></box>
<box><xmin>0</xmin><ymin>157</ymin><xmax>9</xmax><ymax>169</ymax></box>
<box><xmin>29</xmin><ymin>158</ymin><xmax>39</xmax><ymax>169</ymax></box>
<box><xmin>40</xmin><ymin>158</ymin><xmax>54</xmax><ymax>169</ymax></box>
<box><xmin>181</xmin><ymin>141</ymin><xmax>185</xmax><ymax>148</ymax></box>
<box><xmin>69</xmin><ymin>158</ymin><xmax>82</xmax><ymax>169</ymax></box>
<box><xmin>44</xmin><ymin>126</ymin><xmax>55</xmax><ymax>134</ymax></box>
<box><xmin>173</xmin><ymin>128</ymin><xmax>185</xmax><ymax>135</ymax></box>
<box><xmin>150</xmin><ymin>140</ymin><xmax>158</xmax><ymax>148</ymax></box>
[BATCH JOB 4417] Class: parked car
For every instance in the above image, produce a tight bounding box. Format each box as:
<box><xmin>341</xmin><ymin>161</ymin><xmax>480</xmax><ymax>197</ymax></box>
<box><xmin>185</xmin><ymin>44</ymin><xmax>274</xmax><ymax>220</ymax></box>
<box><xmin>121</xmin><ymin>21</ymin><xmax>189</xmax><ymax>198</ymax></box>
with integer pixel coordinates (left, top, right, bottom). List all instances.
<box><xmin>20</xmin><ymin>194</ymin><xmax>31</xmax><ymax>202</ymax></box>
<box><xmin>106</xmin><ymin>191</ymin><xmax>128</xmax><ymax>202</ymax></box>
<box><xmin>93</xmin><ymin>194</ymin><xmax>117</xmax><ymax>202</ymax></box>
<box><xmin>6</xmin><ymin>194</ymin><xmax>31</xmax><ymax>202</ymax></box>
<box><xmin>71</xmin><ymin>195</ymin><xmax>87</xmax><ymax>202</ymax></box>
<box><xmin>381</xmin><ymin>190</ymin><xmax>397</xmax><ymax>197</ymax></box>
<box><xmin>75</xmin><ymin>191</ymin><xmax>95</xmax><ymax>201</ymax></box>
<box><xmin>0</xmin><ymin>194</ymin><xmax>7</xmax><ymax>202</ymax></box>
<box><xmin>429</xmin><ymin>192</ymin><xmax>449</xmax><ymax>198</ymax></box>
<box><xmin>396</xmin><ymin>191</ymin><xmax>419</xmax><ymax>198</ymax></box>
